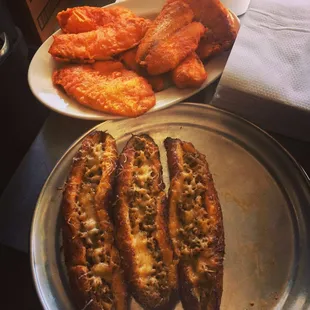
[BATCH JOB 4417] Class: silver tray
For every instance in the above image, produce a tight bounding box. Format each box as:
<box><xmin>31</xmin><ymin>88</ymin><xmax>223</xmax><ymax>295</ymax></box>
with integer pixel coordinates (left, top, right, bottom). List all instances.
<box><xmin>31</xmin><ymin>103</ymin><xmax>310</xmax><ymax>310</ymax></box>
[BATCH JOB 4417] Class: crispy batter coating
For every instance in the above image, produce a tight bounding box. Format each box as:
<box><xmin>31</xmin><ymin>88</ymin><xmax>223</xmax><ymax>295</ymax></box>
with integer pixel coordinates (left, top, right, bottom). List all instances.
<box><xmin>120</xmin><ymin>47</ymin><xmax>169</xmax><ymax>92</ymax></box>
<box><xmin>197</xmin><ymin>28</ymin><xmax>235</xmax><ymax>59</ymax></box>
<box><xmin>197</xmin><ymin>11</ymin><xmax>236</xmax><ymax>59</ymax></box>
<box><xmin>53</xmin><ymin>61</ymin><xmax>155</xmax><ymax>117</ymax></box>
<box><xmin>168</xmin><ymin>0</ymin><xmax>235</xmax><ymax>37</ymax></box>
<box><xmin>49</xmin><ymin>17</ymin><xmax>150</xmax><ymax>62</ymax></box>
<box><xmin>172</xmin><ymin>52</ymin><xmax>207</xmax><ymax>88</ymax></box>
<box><xmin>144</xmin><ymin>21</ymin><xmax>205</xmax><ymax>75</ymax></box>
<box><xmin>119</xmin><ymin>47</ymin><xmax>142</xmax><ymax>73</ymax></box>
<box><xmin>136</xmin><ymin>0</ymin><xmax>194</xmax><ymax>64</ymax></box>
<box><xmin>57</xmin><ymin>6</ymin><xmax>136</xmax><ymax>33</ymax></box>
<box><xmin>168</xmin><ymin>0</ymin><xmax>237</xmax><ymax>59</ymax></box>
<box><xmin>147</xmin><ymin>76</ymin><xmax>167</xmax><ymax>93</ymax></box>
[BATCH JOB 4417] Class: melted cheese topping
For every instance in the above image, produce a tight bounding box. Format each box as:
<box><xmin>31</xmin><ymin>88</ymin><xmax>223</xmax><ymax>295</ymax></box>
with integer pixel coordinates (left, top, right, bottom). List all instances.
<box><xmin>75</xmin><ymin>139</ymin><xmax>117</xmax><ymax>305</ymax></box>
<box><xmin>169</xmin><ymin>146</ymin><xmax>223</xmax><ymax>288</ymax></box>
<box><xmin>175</xmin><ymin>151</ymin><xmax>212</xmax><ymax>256</ymax></box>
<box><xmin>125</xmin><ymin>137</ymin><xmax>170</xmax><ymax>293</ymax></box>
<box><xmin>133</xmin><ymin>232</ymin><xmax>155</xmax><ymax>277</ymax></box>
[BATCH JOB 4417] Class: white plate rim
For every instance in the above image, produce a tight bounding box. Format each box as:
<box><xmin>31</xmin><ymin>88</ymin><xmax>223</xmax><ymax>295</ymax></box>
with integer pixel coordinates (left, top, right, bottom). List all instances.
<box><xmin>27</xmin><ymin>1</ymin><xmax>240</xmax><ymax>121</ymax></box>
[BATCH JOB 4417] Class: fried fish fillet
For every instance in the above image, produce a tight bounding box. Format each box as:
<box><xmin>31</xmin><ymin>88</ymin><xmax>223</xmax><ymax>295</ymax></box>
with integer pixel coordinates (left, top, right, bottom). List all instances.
<box><xmin>197</xmin><ymin>30</ymin><xmax>235</xmax><ymax>60</ymax></box>
<box><xmin>144</xmin><ymin>21</ymin><xmax>205</xmax><ymax>75</ymax></box>
<box><xmin>136</xmin><ymin>0</ymin><xmax>194</xmax><ymax>64</ymax></box>
<box><xmin>168</xmin><ymin>0</ymin><xmax>235</xmax><ymax>37</ymax></box>
<box><xmin>146</xmin><ymin>76</ymin><xmax>167</xmax><ymax>93</ymax></box>
<box><xmin>197</xmin><ymin>12</ymin><xmax>236</xmax><ymax>60</ymax></box>
<box><xmin>62</xmin><ymin>131</ymin><xmax>129</xmax><ymax>310</ymax></box>
<box><xmin>115</xmin><ymin>135</ymin><xmax>178</xmax><ymax>310</ymax></box>
<box><xmin>119</xmin><ymin>47</ymin><xmax>141</xmax><ymax>73</ymax></box>
<box><xmin>49</xmin><ymin>17</ymin><xmax>150</xmax><ymax>62</ymax></box>
<box><xmin>57</xmin><ymin>6</ymin><xmax>136</xmax><ymax>33</ymax></box>
<box><xmin>165</xmin><ymin>138</ymin><xmax>225</xmax><ymax>310</ymax></box>
<box><xmin>168</xmin><ymin>0</ymin><xmax>237</xmax><ymax>59</ymax></box>
<box><xmin>53</xmin><ymin>61</ymin><xmax>155</xmax><ymax>117</ymax></box>
<box><xmin>172</xmin><ymin>52</ymin><xmax>207</xmax><ymax>88</ymax></box>
<box><xmin>120</xmin><ymin>47</ymin><xmax>169</xmax><ymax>92</ymax></box>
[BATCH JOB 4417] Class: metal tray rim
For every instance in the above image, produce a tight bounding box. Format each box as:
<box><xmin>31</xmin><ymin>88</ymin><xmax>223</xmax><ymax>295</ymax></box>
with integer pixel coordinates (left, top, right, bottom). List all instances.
<box><xmin>30</xmin><ymin>102</ymin><xmax>310</xmax><ymax>310</ymax></box>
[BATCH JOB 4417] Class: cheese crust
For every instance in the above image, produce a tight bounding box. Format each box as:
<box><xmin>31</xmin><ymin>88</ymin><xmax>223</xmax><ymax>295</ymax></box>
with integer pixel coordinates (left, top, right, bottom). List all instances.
<box><xmin>62</xmin><ymin>131</ymin><xmax>129</xmax><ymax>310</ymax></box>
<box><xmin>115</xmin><ymin>134</ymin><xmax>178</xmax><ymax>310</ymax></box>
<box><xmin>165</xmin><ymin>137</ymin><xmax>224</xmax><ymax>310</ymax></box>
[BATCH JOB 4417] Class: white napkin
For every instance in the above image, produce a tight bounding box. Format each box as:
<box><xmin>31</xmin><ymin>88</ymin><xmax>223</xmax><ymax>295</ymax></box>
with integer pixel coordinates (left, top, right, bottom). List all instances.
<box><xmin>212</xmin><ymin>0</ymin><xmax>310</xmax><ymax>141</ymax></box>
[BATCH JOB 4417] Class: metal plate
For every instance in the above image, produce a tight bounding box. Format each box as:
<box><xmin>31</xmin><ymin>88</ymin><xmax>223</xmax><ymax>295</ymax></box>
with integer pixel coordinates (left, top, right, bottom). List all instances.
<box><xmin>31</xmin><ymin>103</ymin><xmax>310</xmax><ymax>310</ymax></box>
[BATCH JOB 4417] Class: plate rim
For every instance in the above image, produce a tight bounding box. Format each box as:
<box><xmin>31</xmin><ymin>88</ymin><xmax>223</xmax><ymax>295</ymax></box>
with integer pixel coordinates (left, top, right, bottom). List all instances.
<box><xmin>27</xmin><ymin>0</ymin><xmax>240</xmax><ymax>121</ymax></box>
<box><xmin>30</xmin><ymin>103</ymin><xmax>310</xmax><ymax>310</ymax></box>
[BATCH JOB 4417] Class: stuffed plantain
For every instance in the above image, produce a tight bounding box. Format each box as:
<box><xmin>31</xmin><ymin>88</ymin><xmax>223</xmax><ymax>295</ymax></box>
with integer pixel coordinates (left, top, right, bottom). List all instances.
<box><xmin>62</xmin><ymin>131</ymin><xmax>129</xmax><ymax>310</ymax></box>
<box><xmin>115</xmin><ymin>134</ymin><xmax>178</xmax><ymax>310</ymax></box>
<box><xmin>165</xmin><ymin>137</ymin><xmax>224</xmax><ymax>310</ymax></box>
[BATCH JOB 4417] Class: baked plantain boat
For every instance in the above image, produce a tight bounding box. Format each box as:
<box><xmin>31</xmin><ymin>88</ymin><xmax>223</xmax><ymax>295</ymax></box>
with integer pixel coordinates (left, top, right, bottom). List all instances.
<box><xmin>164</xmin><ymin>137</ymin><xmax>224</xmax><ymax>310</ymax></box>
<box><xmin>115</xmin><ymin>134</ymin><xmax>178</xmax><ymax>310</ymax></box>
<box><xmin>61</xmin><ymin>131</ymin><xmax>129</xmax><ymax>310</ymax></box>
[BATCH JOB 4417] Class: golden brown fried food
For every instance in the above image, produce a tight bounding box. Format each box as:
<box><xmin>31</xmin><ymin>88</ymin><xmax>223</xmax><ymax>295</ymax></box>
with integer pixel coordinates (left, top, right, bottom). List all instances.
<box><xmin>49</xmin><ymin>17</ymin><xmax>150</xmax><ymax>62</ymax></box>
<box><xmin>115</xmin><ymin>134</ymin><xmax>178</xmax><ymax>310</ymax></box>
<box><xmin>168</xmin><ymin>0</ymin><xmax>237</xmax><ymax>59</ymax></box>
<box><xmin>165</xmin><ymin>137</ymin><xmax>224</xmax><ymax>310</ymax></box>
<box><xmin>53</xmin><ymin>61</ymin><xmax>155</xmax><ymax>117</ymax></box>
<box><xmin>147</xmin><ymin>76</ymin><xmax>166</xmax><ymax>93</ymax></box>
<box><xmin>57</xmin><ymin>6</ymin><xmax>136</xmax><ymax>33</ymax></box>
<box><xmin>119</xmin><ymin>47</ymin><xmax>141</xmax><ymax>73</ymax></box>
<box><xmin>197</xmin><ymin>28</ymin><xmax>235</xmax><ymax>59</ymax></box>
<box><xmin>168</xmin><ymin>0</ymin><xmax>235</xmax><ymax>37</ymax></box>
<box><xmin>172</xmin><ymin>52</ymin><xmax>207</xmax><ymax>88</ymax></box>
<box><xmin>62</xmin><ymin>131</ymin><xmax>129</xmax><ymax>310</ymax></box>
<box><xmin>120</xmin><ymin>47</ymin><xmax>170</xmax><ymax>92</ymax></box>
<box><xmin>144</xmin><ymin>21</ymin><xmax>205</xmax><ymax>75</ymax></box>
<box><xmin>136</xmin><ymin>0</ymin><xmax>194</xmax><ymax>64</ymax></box>
<box><xmin>197</xmin><ymin>11</ymin><xmax>236</xmax><ymax>59</ymax></box>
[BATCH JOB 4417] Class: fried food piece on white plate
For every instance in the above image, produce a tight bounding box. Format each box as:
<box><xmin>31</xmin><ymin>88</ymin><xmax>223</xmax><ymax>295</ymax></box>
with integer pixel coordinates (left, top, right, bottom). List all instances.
<box><xmin>53</xmin><ymin>61</ymin><xmax>155</xmax><ymax>117</ymax></box>
<box><xmin>49</xmin><ymin>17</ymin><xmax>150</xmax><ymax>62</ymax></box>
<box><xmin>136</xmin><ymin>0</ymin><xmax>194</xmax><ymax>64</ymax></box>
<box><xmin>143</xmin><ymin>21</ymin><xmax>205</xmax><ymax>75</ymax></box>
<box><xmin>57</xmin><ymin>6</ymin><xmax>136</xmax><ymax>33</ymax></box>
<box><xmin>172</xmin><ymin>52</ymin><xmax>207</xmax><ymax>88</ymax></box>
<box><xmin>168</xmin><ymin>0</ymin><xmax>237</xmax><ymax>59</ymax></box>
<box><xmin>120</xmin><ymin>47</ymin><xmax>170</xmax><ymax>92</ymax></box>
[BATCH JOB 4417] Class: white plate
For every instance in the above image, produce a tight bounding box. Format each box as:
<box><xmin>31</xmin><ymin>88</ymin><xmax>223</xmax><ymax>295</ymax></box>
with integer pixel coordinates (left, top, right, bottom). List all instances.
<box><xmin>28</xmin><ymin>0</ymin><xmax>240</xmax><ymax>120</ymax></box>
